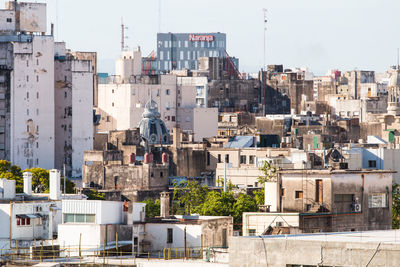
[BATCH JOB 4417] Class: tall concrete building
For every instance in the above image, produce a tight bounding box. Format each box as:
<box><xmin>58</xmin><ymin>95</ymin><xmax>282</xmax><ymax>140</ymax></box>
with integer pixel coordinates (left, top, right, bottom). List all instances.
<box><xmin>54</xmin><ymin>43</ymin><xmax>94</xmax><ymax>177</ymax></box>
<box><xmin>0</xmin><ymin>1</ymin><xmax>94</xmax><ymax>176</ymax></box>
<box><xmin>157</xmin><ymin>32</ymin><xmax>234</xmax><ymax>73</ymax></box>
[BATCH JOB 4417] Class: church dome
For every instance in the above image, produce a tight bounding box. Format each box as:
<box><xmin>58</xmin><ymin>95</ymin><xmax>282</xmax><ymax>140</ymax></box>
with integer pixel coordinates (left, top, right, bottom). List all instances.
<box><xmin>138</xmin><ymin>96</ymin><xmax>169</xmax><ymax>145</ymax></box>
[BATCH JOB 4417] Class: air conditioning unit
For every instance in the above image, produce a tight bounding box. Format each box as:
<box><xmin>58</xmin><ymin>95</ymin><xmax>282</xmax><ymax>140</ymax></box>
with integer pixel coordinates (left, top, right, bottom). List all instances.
<box><xmin>352</xmin><ymin>203</ymin><xmax>361</xmax><ymax>212</ymax></box>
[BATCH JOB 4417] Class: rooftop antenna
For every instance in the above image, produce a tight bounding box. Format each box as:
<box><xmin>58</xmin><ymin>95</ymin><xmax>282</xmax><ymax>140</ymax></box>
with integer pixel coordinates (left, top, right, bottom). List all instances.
<box><xmin>56</xmin><ymin>0</ymin><xmax>59</xmax><ymax>40</ymax></box>
<box><xmin>263</xmin><ymin>8</ymin><xmax>268</xmax><ymax>71</ymax></box>
<box><xmin>121</xmin><ymin>17</ymin><xmax>129</xmax><ymax>51</ymax></box>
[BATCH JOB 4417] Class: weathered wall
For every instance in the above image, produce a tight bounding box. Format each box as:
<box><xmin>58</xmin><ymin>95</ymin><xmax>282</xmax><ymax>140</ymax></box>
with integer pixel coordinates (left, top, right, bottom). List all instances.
<box><xmin>229</xmin><ymin>236</ymin><xmax>400</xmax><ymax>267</ymax></box>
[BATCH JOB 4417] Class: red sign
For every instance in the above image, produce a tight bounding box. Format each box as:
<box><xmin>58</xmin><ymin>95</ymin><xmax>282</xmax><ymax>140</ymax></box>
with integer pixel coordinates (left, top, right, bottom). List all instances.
<box><xmin>189</xmin><ymin>34</ymin><xmax>214</xmax><ymax>42</ymax></box>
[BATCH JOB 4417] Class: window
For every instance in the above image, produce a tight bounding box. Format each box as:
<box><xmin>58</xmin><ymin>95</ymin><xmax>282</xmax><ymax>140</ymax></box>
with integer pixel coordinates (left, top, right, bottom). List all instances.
<box><xmin>27</xmin><ymin>92</ymin><xmax>29</xmax><ymax>99</ymax></box>
<box><xmin>222</xmin><ymin>229</ymin><xmax>227</xmax><ymax>247</ymax></box>
<box><xmin>16</xmin><ymin>216</ymin><xmax>31</xmax><ymax>226</ymax></box>
<box><xmin>207</xmin><ymin>152</ymin><xmax>210</xmax><ymax>166</ymax></box>
<box><xmin>6</xmin><ymin>18</ymin><xmax>12</xmax><ymax>23</ymax></box>
<box><xmin>240</xmin><ymin>155</ymin><xmax>246</xmax><ymax>164</ymax></box>
<box><xmin>368</xmin><ymin>193</ymin><xmax>387</xmax><ymax>208</ymax></box>
<box><xmin>112</xmin><ymin>102</ymin><xmax>114</xmax><ymax>107</ymax></box>
<box><xmin>171</xmin><ymin>116</ymin><xmax>175</xmax><ymax>122</ymax></box>
<box><xmin>225</xmin><ymin>154</ymin><xmax>229</xmax><ymax>163</ymax></box>
<box><xmin>248</xmin><ymin>229</ymin><xmax>256</xmax><ymax>236</ymax></box>
<box><xmin>249</xmin><ymin>155</ymin><xmax>254</xmax><ymax>164</ymax></box>
<box><xmin>282</xmin><ymin>188</ymin><xmax>286</xmax><ymax>197</ymax></box>
<box><xmin>26</xmin><ymin>125</ymin><xmax>29</xmax><ymax>132</ymax></box>
<box><xmin>26</xmin><ymin>60</ymin><xmax>29</xmax><ymax>67</ymax></box>
<box><xmin>36</xmin><ymin>109</ymin><xmax>39</xmax><ymax>116</ymax></box>
<box><xmin>166</xmin><ymin>89</ymin><xmax>170</xmax><ymax>95</ymax></box>
<box><xmin>64</xmin><ymin>91</ymin><xmax>67</xmax><ymax>98</ymax></box>
<box><xmin>64</xmin><ymin>214</ymin><xmax>96</xmax><ymax>223</ymax></box>
<box><xmin>112</xmin><ymin>89</ymin><xmax>114</xmax><ymax>93</ymax></box>
<box><xmin>180</xmin><ymin>51</ymin><xmax>184</xmax><ymax>60</ymax></box>
<box><xmin>334</xmin><ymin>194</ymin><xmax>354</xmax><ymax>202</ymax></box>
<box><xmin>160</xmin><ymin>51</ymin><xmax>164</xmax><ymax>60</ymax></box>
<box><xmin>36</xmin><ymin>142</ymin><xmax>38</xmax><ymax>148</ymax></box>
<box><xmin>167</xmin><ymin>228</ymin><xmax>173</xmax><ymax>243</ymax></box>
<box><xmin>160</xmin><ymin>171</ymin><xmax>163</xmax><ymax>177</ymax></box>
<box><xmin>368</xmin><ymin>160</ymin><xmax>377</xmax><ymax>168</ymax></box>
<box><xmin>36</xmin><ymin>75</ymin><xmax>39</xmax><ymax>82</ymax></box>
<box><xmin>36</xmin><ymin>59</ymin><xmax>39</xmax><ymax>65</ymax></box>
<box><xmin>184</xmin><ymin>40</ymin><xmax>188</xmax><ymax>47</ymax></box>
<box><xmin>185</xmin><ymin>116</ymin><xmax>190</xmax><ymax>122</ymax></box>
<box><xmin>26</xmin><ymin>75</ymin><xmax>29</xmax><ymax>82</ymax></box>
<box><xmin>164</xmin><ymin>41</ymin><xmax>168</xmax><ymax>48</ymax></box>
<box><xmin>36</xmin><ymin>126</ymin><xmax>39</xmax><ymax>132</ymax></box>
<box><xmin>218</xmin><ymin>154</ymin><xmax>221</xmax><ymax>163</ymax></box>
<box><xmin>295</xmin><ymin>191</ymin><xmax>303</xmax><ymax>199</ymax></box>
<box><xmin>37</xmin><ymin>92</ymin><xmax>39</xmax><ymax>99</ymax></box>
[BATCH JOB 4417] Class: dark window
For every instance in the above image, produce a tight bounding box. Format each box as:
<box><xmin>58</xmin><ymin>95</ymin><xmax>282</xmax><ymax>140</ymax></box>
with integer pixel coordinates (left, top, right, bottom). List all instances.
<box><xmin>6</xmin><ymin>18</ymin><xmax>12</xmax><ymax>23</ymax></box>
<box><xmin>218</xmin><ymin>154</ymin><xmax>221</xmax><ymax>163</ymax></box>
<box><xmin>281</xmin><ymin>188</ymin><xmax>286</xmax><ymax>197</ymax></box>
<box><xmin>167</xmin><ymin>228</ymin><xmax>173</xmax><ymax>243</ymax></box>
<box><xmin>240</xmin><ymin>155</ymin><xmax>246</xmax><ymax>164</ymax></box>
<box><xmin>207</xmin><ymin>152</ymin><xmax>210</xmax><ymax>166</ymax></box>
<box><xmin>160</xmin><ymin>171</ymin><xmax>163</xmax><ymax>177</ymax></box>
<box><xmin>295</xmin><ymin>191</ymin><xmax>303</xmax><ymax>199</ymax></box>
<box><xmin>249</xmin><ymin>155</ymin><xmax>254</xmax><ymax>164</ymax></box>
<box><xmin>225</xmin><ymin>154</ymin><xmax>229</xmax><ymax>163</ymax></box>
<box><xmin>171</xmin><ymin>116</ymin><xmax>175</xmax><ymax>122</ymax></box>
<box><xmin>368</xmin><ymin>160</ymin><xmax>377</xmax><ymax>168</ymax></box>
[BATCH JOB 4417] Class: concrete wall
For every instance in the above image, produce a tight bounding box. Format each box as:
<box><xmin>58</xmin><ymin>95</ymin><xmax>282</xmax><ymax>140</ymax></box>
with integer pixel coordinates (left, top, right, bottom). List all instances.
<box><xmin>229</xmin><ymin>235</ymin><xmax>400</xmax><ymax>267</ymax></box>
<box><xmin>11</xmin><ymin>36</ymin><xmax>55</xmax><ymax>170</ymax></box>
<box><xmin>193</xmin><ymin>108</ymin><xmax>218</xmax><ymax>142</ymax></box>
<box><xmin>62</xmin><ymin>200</ymin><xmax>123</xmax><ymax>225</ymax></box>
<box><xmin>242</xmin><ymin>212</ymin><xmax>300</xmax><ymax>236</ymax></box>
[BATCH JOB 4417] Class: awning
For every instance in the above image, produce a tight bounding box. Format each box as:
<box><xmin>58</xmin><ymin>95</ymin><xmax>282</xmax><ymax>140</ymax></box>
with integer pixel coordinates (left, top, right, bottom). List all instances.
<box><xmin>16</xmin><ymin>214</ymin><xmax>40</xmax><ymax>219</ymax></box>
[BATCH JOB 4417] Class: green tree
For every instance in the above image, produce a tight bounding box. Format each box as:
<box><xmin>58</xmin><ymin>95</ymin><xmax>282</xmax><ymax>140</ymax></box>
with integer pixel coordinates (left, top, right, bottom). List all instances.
<box><xmin>200</xmin><ymin>191</ymin><xmax>235</xmax><ymax>217</ymax></box>
<box><xmin>142</xmin><ymin>198</ymin><xmax>161</xmax><ymax>218</ymax></box>
<box><xmin>257</xmin><ymin>161</ymin><xmax>277</xmax><ymax>186</ymax></box>
<box><xmin>24</xmin><ymin>167</ymin><xmax>49</xmax><ymax>193</ymax></box>
<box><xmin>233</xmin><ymin>194</ymin><xmax>258</xmax><ymax>228</ymax></box>
<box><xmin>173</xmin><ymin>180</ymin><xmax>209</xmax><ymax>215</ymax></box>
<box><xmin>0</xmin><ymin>160</ymin><xmax>23</xmax><ymax>192</ymax></box>
<box><xmin>84</xmin><ymin>189</ymin><xmax>105</xmax><ymax>200</ymax></box>
<box><xmin>393</xmin><ymin>183</ymin><xmax>400</xmax><ymax>229</ymax></box>
<box><xmin>254</xmin><ymin>189</ymin><xmax>265</xmax><ymax>206</ymax></box>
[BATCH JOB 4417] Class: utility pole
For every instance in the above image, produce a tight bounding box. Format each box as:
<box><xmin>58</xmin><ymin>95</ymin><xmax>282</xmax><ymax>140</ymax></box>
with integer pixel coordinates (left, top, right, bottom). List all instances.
<box><xmin>263</xmin><ymin>8</ymin><xmax>268</xmax><ymax>71</ymax></box>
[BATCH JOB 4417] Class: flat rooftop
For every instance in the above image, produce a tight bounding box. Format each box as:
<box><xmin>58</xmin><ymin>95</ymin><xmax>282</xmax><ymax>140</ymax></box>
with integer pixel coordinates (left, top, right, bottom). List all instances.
<box><xmin>243</xmin><ymin>229</ymin><xmax>400</xmax><ymax>244</ymax></box>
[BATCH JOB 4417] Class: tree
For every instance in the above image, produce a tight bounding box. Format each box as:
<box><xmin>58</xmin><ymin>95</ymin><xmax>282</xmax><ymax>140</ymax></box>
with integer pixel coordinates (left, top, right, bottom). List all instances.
<box><xmin>172</xmin><ymin>179</ymin><xmax>209</xmax><ymax>215</ymax></box>
<box><xmin>393</xmin><ymin>184</ymin><xmax>400</xmax><ymax>229</ymax></box>
<box><xmin>257</xmin><ymin>161</ymin><xmax>277</xmax><ymax>186</ymax></box>
<box><xmin>24</xmin><ymin>168</ymin><xmax>50</xmax><ymax>193</ymax></box>
<box><xmin>84</xmin><ymin>189</ymin><xmax>105</xmax><ymax>200</ymax></box>
<box><xmin>142</xmin><ymin>198</ymin><xmax>161</xmax><ymax>218</ymax></box>
<box><xmin>200</xmin><ymin>191</ymin><xmax>236</xmax><ymax>217</ymax></box>
<box><xmin>254</xmin><ymin>189</ymin><xmax>265</xmax><ymax>206</ymax></box>
<box><xmin>0</xmin><ymin>160</ymin><xmax>23</xmax><ymax>192</ymax></box>
<box><xmin>233</xmin><ymin>194</ymin><xmax>258</xmax><ymax>228</ymax></box>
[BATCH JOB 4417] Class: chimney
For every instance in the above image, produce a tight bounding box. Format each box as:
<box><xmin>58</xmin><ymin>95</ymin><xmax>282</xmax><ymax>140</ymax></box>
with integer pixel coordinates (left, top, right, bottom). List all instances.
<box><xmin>160</xmin><ymin>192</ymin><xmax>170</xmax><ymax>218</ymax></box>
<box><xmin>49</xmin><ymin>169</ymin><xmax>61</xmax><ymax>200</ymax></box>
<box><xmin>173</xmin><ymin>127</ymin><xmax>181</xmax><ymax>148</ymax></box>
<box><xmin>23</xmin><ymin>172</ymin><xmax>32</xmax><ymax>196</ymax></box>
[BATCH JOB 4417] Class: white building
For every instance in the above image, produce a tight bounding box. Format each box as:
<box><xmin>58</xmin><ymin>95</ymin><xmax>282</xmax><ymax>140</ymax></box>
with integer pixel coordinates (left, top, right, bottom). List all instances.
<box><xmin>0</xmin><ymin>170</ymin><xmax>64</xmax><ymax>250</ymax></box>
<box><xmin>0</xmin><ymin>2</ymin><xmax>95</xmax><ymax>175</ymax></box>
<box><xmin>54</xmin><ymin>42</ymin><xmax>94</xmax><ymax>178</ymax></box>
<box><xmin>97</xmin><ymin>52</ymin><xmax>217</xmax><ymax>142</ymax></box>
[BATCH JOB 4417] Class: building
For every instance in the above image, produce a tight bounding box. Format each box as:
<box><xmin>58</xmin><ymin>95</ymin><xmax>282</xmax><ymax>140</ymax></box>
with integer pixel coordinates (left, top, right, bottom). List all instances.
<box><xmin>242</xmin><ymin>169</ymin><xmax>393</xmax><ymax>236</ymax></box>
<box><xmin>229</xmin><ymin>230</ymin><xmax>400</xmax><ymax>267</ymax></box>
<box><xmin>0</xmin><ymin>170</ymin><xmax>65</xmax><ymax>250</ymax></box>
<box><xmin>54</xmin><ymin>42</ymin><xmax>94</xmax><ymax>178</ymax></box>
<box><xmin>157</xmin><ymin>33</ymin><xmax>228</xmax><ymax>73</ymax></box>
<box><xmin>0</xmin><ymin>1</ymin><xmax>95</xmax><ymax>173</ymax></box>
<box><xmin>97</xmin><ymin>52</ymin><xmax>218</xmax><ymax>142</ymax></box>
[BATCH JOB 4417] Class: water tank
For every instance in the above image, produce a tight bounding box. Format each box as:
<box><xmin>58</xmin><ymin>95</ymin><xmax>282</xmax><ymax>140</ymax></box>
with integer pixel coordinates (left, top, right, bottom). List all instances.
<box><xmin>129</xmin><ymin>153</ymin><xmax>136</xmax><ymax>164</ymax></box>
<box><xmin>144</xmin><ymin>153</ymin><xmax>153</xmax><ymax>164</ymax></box>
<box><xmin>162</xmin><ymin>153</ymin><xmax>169</xmax><ymax>164</ymax></box>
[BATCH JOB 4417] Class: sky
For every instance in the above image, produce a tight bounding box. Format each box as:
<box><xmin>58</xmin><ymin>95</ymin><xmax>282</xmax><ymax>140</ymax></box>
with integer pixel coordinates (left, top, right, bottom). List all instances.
<box><xmin>2</xmin><ymin>0</ymin><xmax>400</xmax><ymax>75</ymax></box>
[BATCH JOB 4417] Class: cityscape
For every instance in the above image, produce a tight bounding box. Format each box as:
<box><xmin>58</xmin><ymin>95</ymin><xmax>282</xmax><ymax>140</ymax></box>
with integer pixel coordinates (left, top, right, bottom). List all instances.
<box><xmin>0</xmin><ymin>1</ymin><xmax>400</xmax><ymax>266</ymax></box>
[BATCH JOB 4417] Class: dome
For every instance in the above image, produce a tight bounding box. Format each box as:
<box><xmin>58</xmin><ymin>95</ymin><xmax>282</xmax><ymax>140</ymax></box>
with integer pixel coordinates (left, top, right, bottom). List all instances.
<box><xmin>138</xmin><ymin>95</ymin><xmax>169</xmax><ymax>145</ymax></box>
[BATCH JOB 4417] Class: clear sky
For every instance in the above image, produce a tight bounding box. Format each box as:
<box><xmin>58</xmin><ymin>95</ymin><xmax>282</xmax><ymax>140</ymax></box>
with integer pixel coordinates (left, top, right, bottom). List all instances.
<box><xmin>2</xmin><ymin>0</ymin><xmax>399</xmax><ymax>75</ymax></box>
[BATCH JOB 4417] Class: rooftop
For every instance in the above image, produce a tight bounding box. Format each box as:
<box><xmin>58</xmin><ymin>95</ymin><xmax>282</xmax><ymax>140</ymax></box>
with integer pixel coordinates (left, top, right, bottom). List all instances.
<box><xmin>241</xmin><ymin>229</ymin><xmax>400</xmax><ymax>245</ymax></box>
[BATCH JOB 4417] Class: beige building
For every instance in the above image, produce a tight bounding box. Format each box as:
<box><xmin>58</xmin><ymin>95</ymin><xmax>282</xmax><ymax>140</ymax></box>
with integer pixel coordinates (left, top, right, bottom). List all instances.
<box><xmin>207</xmin><ymin>147</ymin><xmax>308</xmax><ymax>188</ymax></box>
<box><xmin>97</xmin><ymin>52</ymin><xmax>217</xmax><ymax>142</ymax></box>
<box><xmin>243</xmin><ymin>169</ymin><xmax>393</xmax><ymax>236</ymax></box>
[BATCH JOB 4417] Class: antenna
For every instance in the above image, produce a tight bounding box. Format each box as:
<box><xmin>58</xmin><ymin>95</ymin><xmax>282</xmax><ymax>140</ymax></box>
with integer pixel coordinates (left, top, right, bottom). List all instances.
<box><xmin>397</xmin><ymin>48</ymin><xmax>399</xmax><ymax>68</ymax></box>
<box><xmin>121</xmin><ymin>17</ymin><xmax>129</xmax><ymax>51</ymax></box>
<box><xmin>56</xmin><ymin>0</ymin><xmax>59</xmax><ymax>40</ymax></box>
<box><xmin>263</xmin><ymin>8</ymin><xmax>268</xmax><ymax>71</ymax></box>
